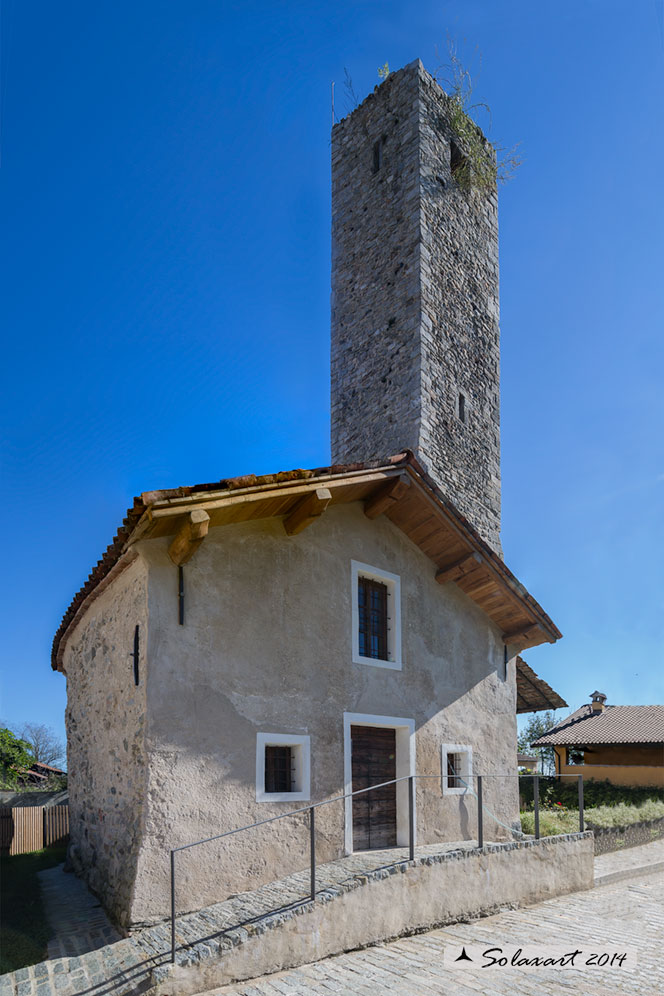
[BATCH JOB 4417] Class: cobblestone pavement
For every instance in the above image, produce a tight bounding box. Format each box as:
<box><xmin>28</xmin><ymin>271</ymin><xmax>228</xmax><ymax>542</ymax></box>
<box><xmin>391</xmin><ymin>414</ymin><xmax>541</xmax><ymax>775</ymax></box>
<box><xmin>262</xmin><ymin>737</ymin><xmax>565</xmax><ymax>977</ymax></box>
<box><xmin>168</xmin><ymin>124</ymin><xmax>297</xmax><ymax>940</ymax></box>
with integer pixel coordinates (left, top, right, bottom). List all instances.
<box><xmin>37</xmin><ymin>865</ymin><xmax>121</xmax><ymax>960</ymax></box>
<box><xmin>594</xmin><ymin>836</ymin><xmax>664</xmax><ymax>885</ymax></box>
<box><xmin>206</xmin><ymin>871</ymin><xmax>664</xmax><ymax>996</ymax></box>
<box><xmin>2</xmin><ymin>838</ymin><xmax>661</xmax><ymax>996</ymax></box>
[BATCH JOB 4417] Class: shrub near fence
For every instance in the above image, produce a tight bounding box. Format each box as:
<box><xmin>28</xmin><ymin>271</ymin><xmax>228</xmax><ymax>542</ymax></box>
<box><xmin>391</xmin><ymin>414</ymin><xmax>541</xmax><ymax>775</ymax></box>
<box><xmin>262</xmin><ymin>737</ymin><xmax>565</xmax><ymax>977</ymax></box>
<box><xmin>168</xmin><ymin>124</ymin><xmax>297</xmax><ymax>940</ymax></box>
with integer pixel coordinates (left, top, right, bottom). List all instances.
<box><xmin>519</xmin><ymin>775</ymin><xmax>664</xmax><ymax>810</ymax></box>
<box><xmin>0</xmin><ymin>805</ymin><xmax>69</xmax><ymax>854</ymax></box>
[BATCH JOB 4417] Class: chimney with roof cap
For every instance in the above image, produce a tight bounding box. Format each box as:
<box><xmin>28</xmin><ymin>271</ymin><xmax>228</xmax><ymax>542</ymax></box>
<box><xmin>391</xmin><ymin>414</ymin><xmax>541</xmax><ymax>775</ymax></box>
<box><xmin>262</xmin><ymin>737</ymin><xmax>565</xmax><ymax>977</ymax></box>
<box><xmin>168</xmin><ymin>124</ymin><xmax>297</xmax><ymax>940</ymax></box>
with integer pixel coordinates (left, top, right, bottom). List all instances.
<box><xmin>590</xmin><ymin>691</ymin><xmax>607</xmax><ymax>713</ymax></box>
<box><xmin>330</xmin><ymin>60</ymin><xmax>502</xmax><ymax>553</ymax></box>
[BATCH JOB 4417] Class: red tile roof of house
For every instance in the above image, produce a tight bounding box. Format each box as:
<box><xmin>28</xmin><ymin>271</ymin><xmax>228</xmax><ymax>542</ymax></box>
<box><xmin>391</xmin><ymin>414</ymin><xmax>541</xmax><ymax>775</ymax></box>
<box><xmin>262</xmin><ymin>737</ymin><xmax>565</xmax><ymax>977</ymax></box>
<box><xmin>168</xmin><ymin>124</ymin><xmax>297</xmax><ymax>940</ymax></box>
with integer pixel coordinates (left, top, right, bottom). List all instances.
<box><xmin>531</xmin><ymin>704</ymin><xmax>664</xmax><ymax>746</ymax></box>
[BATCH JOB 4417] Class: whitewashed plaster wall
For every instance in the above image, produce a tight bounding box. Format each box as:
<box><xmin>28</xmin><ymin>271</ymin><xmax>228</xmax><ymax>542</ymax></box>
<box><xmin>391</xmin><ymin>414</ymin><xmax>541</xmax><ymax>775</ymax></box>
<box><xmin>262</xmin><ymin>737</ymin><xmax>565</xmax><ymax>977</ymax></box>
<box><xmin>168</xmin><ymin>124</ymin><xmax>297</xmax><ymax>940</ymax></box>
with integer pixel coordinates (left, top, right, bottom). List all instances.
<box><xmin>127</xmin><ymin>502</ymin><xmax>518</xmax><ymax>925</ymax></box>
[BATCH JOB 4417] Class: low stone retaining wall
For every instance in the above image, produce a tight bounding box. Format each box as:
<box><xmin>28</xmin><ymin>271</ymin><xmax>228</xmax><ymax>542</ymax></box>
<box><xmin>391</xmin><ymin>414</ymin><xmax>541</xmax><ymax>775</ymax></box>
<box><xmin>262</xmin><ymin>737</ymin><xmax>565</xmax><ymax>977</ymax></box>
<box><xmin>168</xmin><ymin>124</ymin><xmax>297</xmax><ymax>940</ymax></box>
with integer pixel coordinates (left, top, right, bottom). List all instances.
<box><xmin>591</xmin><ymin>816</ymin><xmax>664</xmax><ymax>855</ymax></box>
<box><xmin>154</xmin><ymin>832</ymin><xmax>594</xmax><ymax>995</ymax></box>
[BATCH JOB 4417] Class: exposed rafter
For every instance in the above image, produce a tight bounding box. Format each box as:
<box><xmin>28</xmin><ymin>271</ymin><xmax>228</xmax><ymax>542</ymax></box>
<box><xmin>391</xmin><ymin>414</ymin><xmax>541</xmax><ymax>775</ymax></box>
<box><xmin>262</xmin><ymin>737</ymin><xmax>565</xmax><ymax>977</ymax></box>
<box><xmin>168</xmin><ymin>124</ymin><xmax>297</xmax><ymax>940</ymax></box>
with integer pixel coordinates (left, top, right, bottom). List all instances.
<box><xmin>283</xmin><ymin>487</ymin><xmax>332</xmax><ymax>536</ymax></box>
<box><xmin>168</xmin><ymin>509</ymin><xmax>210</xmax><ymax>566</ymax></box>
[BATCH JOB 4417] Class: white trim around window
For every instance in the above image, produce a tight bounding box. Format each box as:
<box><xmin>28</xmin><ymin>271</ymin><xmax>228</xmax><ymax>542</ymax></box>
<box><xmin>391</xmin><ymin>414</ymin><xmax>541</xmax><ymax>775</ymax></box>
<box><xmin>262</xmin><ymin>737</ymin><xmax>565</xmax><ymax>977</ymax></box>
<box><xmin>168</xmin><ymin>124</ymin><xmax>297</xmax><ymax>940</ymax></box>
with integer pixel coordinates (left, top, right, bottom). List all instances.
<box><xmin>255</xmin><ymin>732</ymin><xmax>311</xmax><ymax>803</ymax></box>
<box><xmin>351</xmin><ymin>560</ymin><xmax>402</xmax><ymax>669</ymax></box>
<box><xmin>441</xmin><ymin>744</ymin><xmax>473</xmax><ymax>795</ymax></box>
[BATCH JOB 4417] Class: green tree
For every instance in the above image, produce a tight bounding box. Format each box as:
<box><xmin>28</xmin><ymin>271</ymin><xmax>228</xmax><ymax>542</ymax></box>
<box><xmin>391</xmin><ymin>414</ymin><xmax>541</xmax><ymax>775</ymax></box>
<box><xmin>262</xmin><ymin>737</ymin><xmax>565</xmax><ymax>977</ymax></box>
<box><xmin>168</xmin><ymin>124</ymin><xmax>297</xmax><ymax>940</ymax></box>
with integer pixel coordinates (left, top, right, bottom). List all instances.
<box><xmin>0</xmin><ymin>727</ymin><xmax>34</xmax><ymax>785</ymax></box>
<box><xmin>17</xmin><ymin>723</ymin><xmax>65</xmax><ymax>768</ymax></box>
<box><xmin>517</xmin><ymin>711</ymin><xmax>558</xmax><ymax>776</ymax></box>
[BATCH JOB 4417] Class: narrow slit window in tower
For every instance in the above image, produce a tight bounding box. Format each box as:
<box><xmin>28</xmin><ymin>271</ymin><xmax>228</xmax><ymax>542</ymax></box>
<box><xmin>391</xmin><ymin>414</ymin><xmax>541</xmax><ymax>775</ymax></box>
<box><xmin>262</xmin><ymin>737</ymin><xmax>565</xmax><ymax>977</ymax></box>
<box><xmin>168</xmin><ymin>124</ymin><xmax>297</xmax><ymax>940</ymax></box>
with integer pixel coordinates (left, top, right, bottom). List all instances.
<box><xmin>458</xmin><ymin>393</ymin><xmax>466</xmax><ymax>423</ymax></box>
<box><xmin>373</xmin><ymin>138</ymin><xmax>383</xmax><ymax>174</ymax></box>
<box><xmin>450</xmin><ymin>139</ymin><xmax>467</xmax><ymax>182</ymax></box>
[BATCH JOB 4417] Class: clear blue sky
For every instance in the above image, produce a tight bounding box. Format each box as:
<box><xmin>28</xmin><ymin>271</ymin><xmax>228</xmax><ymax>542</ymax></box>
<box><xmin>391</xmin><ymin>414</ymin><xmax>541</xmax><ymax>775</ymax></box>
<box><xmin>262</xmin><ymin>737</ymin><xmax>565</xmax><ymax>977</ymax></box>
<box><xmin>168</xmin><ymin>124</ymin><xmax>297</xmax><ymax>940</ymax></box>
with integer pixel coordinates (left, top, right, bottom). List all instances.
<box><xmin>1</xmin><ymin>0</ymin><xmax>663</xmax><ymax>751</ymax></box>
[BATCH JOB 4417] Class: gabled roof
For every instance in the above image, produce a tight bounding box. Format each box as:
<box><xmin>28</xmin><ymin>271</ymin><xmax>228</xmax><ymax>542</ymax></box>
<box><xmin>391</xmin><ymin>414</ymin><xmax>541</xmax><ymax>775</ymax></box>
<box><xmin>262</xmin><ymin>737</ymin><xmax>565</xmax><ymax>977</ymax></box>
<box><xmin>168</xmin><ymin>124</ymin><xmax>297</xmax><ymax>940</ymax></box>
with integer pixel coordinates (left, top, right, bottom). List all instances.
<box><xmin>515</xmin><ymin>657</ymin><xmax>567</xmax><ymax>714</ymax></box>
<box><xmin>52</xmin><ymin>451</ymin><xmax>562</xmax><ymax>671</ymax></box>
<box><xmin>531</xmin><ymin>704</ymin><xmax>664</xmax><ymax>747</ymax></box>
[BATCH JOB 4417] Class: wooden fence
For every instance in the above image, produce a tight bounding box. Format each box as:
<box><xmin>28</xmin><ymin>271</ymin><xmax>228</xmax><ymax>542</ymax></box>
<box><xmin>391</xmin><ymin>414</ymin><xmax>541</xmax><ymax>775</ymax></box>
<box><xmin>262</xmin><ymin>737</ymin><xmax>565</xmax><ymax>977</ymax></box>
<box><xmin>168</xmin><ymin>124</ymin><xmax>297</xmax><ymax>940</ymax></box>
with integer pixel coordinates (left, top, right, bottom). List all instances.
<box><xmin>0</xmin><ymin>805</ymin><xmax>69</xmax><ymax>855</ymax></box>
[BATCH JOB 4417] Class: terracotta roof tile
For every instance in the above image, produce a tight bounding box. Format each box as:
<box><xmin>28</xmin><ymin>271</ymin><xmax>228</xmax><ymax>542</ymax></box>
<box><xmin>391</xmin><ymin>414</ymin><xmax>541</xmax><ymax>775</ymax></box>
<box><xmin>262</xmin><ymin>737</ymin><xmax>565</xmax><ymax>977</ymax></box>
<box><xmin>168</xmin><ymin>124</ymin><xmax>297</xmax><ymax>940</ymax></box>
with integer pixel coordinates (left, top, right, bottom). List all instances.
<box><xmin>531</xmin><ymin>704</ymin><xmax>664</xmax><ymax>746</ymax></box>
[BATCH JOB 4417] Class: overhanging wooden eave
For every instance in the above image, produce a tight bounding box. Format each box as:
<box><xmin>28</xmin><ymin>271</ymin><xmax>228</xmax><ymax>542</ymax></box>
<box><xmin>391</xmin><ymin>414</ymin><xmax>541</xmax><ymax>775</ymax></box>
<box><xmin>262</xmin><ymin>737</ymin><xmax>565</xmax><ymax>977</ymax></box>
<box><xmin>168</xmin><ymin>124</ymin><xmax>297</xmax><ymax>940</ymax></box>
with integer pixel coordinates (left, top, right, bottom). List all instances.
<box><xmin>52</xmin><ymin>455</ymin><xmax>561</xmax><ymax>669</ymax></box>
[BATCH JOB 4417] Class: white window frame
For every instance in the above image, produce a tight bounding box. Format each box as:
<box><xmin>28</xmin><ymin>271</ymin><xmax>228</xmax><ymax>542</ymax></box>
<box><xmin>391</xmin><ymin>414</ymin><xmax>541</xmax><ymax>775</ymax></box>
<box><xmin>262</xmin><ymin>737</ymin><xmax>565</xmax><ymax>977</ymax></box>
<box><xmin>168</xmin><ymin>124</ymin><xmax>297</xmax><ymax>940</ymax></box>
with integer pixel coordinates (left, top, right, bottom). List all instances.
<box><xmin>441</xmin><ymin>744</ymin><xmax>473</xmax><ymax>796</ymax></box>
<box><xmin>256</xmin><ymin>733</ymin><xmax>310</xmax><ymax>803</ymax></box>
<box><xmin>351</xmin><ymin>560</ymin><xmax>402</xmax><ymax>670</ymax></box>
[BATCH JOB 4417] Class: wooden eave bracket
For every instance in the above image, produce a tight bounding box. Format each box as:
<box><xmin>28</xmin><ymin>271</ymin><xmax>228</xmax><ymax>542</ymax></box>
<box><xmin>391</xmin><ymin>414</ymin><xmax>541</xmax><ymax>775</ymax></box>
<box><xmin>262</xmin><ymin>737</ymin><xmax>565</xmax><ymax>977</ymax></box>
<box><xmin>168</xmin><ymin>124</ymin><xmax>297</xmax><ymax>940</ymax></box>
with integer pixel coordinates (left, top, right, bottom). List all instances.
<box><xmin>168</xmin><ymin>509</ymin><xmax>210</xmax><ymax>566</ymax></box>
<box><xmin>502</xmin><ymin>623</ymin><xmax>544</xmax><ymax>646</ymax></box>
<box><xmin>364</xmin><ymin>473</ymin><xmax>411</xmax><ymax>519</ymax></box>
<box><xmin>283</xmin><ymin>487</ymin><xmax>332</xmax><ymax>536</ymax></box>
<box><xmin>435</xmin><ymin>551</ymin><xmax>483</xmax><ymax>585</ymax></box>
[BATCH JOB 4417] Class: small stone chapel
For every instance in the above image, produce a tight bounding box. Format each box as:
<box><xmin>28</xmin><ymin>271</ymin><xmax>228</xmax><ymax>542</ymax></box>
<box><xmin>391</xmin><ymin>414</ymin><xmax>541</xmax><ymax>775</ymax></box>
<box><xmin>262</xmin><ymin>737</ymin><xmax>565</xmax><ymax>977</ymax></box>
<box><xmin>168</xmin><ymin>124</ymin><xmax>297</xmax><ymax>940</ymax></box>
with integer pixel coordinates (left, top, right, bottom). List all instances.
<box><xmin>52</xmin><ymin>59</ymin><xmax>562</xmax><ymax>927</ymax></box>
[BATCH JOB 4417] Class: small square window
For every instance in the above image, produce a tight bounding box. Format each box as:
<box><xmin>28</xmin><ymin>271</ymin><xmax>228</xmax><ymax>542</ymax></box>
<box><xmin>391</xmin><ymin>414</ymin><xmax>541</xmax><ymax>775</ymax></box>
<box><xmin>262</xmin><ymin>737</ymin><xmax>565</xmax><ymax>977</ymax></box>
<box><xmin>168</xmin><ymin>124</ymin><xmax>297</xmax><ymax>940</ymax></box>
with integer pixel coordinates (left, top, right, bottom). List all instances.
<box><xmin>441</xmin><ymin>744</ymin><xmax>473</xmax><ymax>795</ymax></box>
<box><xmin>265</xmin><ymin>745</ymin><xmax>293</xmax><ymax>793</ymax></box>
<box><xmin>256</xmin><ymin>733</ymin><xmax>310</xmax><ymax>802</ymax></box>
<box><xmin>351</xmin><ymin>561</ymin><xmax>402</xmax><ymax>670</ymax></box>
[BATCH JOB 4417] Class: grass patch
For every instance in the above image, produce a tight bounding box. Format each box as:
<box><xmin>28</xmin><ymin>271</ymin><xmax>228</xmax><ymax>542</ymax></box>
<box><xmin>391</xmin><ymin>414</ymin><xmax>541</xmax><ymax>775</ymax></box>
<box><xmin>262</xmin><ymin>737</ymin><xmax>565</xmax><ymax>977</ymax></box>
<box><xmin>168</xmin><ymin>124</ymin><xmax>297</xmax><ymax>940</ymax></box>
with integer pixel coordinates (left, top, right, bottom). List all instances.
<box><xmin>585</xmin><ymin>800</ymin><xmax>664</xmax><ymax>828</ymax></box>
<box><xmin>519</xmin><ymin>799</ymin><xmax>664</xmax><ymax>837</ymax></box>
<box><xmin>519</xmin><ymin>776</ymin><xmax>664</xmax><ymax>809</ymax></box>
<box><xmin>520</xmin><ymin>809</ymin><xmax>580</xmax><ymax>836</ymax></box>
<box><xmin>0</xmin><ymin>846</ymin><xmax>67</xmax><ymax>974</ymax></box>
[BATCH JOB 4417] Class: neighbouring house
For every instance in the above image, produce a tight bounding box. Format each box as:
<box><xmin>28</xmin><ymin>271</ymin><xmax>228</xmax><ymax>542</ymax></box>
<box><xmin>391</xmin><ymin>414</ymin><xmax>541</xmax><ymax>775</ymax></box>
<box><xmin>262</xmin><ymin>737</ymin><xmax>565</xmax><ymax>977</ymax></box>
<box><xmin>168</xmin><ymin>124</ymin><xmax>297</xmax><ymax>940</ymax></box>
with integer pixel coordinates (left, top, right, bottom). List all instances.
<box><xmin>517</xmin><ymin>754</ymin><xmax>539</xmax><ymax>773</ymax></box>
<box><xmin>52</xmin><ymin>60</ymin><xmax>565</xmax><ymax>928</ymax></box>
<box><xmin>532</xmin><ymin>692</ymin><xmax>664</xmax><ymax>787</ymax></box>
<box><xmin>17</xmin><ymin>761</ymin><xmax>67</xmax><ymax>787</ymax></box>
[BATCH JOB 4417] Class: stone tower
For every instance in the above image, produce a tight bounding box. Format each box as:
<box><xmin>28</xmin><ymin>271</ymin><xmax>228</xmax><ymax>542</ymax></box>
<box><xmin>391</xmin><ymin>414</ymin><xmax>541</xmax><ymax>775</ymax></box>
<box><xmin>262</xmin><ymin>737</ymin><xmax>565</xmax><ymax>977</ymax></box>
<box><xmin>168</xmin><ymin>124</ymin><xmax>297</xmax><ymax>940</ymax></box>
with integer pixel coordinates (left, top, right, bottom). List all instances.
<box><xmin>330</xmin><ymin>60</ymin><xmax>502</xmax><ymax>553</ymax></box>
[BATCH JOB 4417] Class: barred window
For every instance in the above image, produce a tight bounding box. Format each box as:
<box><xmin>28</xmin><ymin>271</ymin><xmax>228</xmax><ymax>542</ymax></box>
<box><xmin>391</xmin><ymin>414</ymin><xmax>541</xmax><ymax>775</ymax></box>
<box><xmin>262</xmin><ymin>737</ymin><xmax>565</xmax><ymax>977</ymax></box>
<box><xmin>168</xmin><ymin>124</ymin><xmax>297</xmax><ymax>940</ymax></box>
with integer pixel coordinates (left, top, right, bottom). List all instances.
<box><xmin>264</xmin><ymin>745</ymin><xmax>294</xmax><ymax>793</ymax></box>
<box><xmin>358</xmin><ymin>576</ymin><xmax>388</xmax><ymax>660</ymax></box>
<box><xmin>441</xmin><ymin>744</ymin><xmax>472</xmax><ymax>795</ymax></box>
<box><xmin>256</xmin><ymin>734</ymin><xmax>310</xmax><ymax>802</ymax></box>
<box><xmin>446</xmin><ymin>752</ymin><xmax>462</xmax><ymax>789</ymax></box>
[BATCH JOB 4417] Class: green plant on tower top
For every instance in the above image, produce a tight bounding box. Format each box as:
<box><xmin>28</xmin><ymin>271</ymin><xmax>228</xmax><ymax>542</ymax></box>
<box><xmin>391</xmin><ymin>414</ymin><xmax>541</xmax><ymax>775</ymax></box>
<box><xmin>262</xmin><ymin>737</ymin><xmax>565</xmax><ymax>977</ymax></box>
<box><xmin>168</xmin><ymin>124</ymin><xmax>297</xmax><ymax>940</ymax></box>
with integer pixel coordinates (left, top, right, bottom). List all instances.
<box><xmin>435</xmin><ymin>40</ymin><xmax>521</xmax><ymax>193</ymax></box>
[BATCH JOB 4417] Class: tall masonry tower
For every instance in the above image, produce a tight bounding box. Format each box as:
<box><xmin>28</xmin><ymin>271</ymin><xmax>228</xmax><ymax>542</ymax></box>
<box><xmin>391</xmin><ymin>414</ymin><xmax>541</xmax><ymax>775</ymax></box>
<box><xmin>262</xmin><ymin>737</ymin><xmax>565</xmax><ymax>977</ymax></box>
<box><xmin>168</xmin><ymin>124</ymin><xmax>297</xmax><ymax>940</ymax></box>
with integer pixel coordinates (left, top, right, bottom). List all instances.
<box><xmin>330</xmin><ymin>60</ymin><xmax>502</xmax><ymax>553</ymax></box>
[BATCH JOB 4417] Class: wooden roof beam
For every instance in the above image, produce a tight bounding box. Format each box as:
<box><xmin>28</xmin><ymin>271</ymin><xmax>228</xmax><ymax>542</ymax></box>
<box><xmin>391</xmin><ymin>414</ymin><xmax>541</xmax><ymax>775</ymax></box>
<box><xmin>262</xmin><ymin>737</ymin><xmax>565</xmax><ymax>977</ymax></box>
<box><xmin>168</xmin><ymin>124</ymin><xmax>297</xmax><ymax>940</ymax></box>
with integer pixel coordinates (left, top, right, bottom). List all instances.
<box><xmin>364</xmin><ymin>473</ymin><xmax>411</xmax><ymax>519</ymax></box>
<box><xmin>502</xmin><ymin>623</ymin><xmax>543</xmax><ymax>646</ymax></box>
<box><xmin>168</xmin><ymin>509</ymin><xmax>210</xmax><ymax>566</ymax></box>
<box><xmin>284</xmin><ymin>487</ymin><xmax>331</xmax><ymax>536</ymax></box>
<box><xmin>435</xmin><ymin>551</ymin><xmax>483</xmax><ymax>585</ymax></box>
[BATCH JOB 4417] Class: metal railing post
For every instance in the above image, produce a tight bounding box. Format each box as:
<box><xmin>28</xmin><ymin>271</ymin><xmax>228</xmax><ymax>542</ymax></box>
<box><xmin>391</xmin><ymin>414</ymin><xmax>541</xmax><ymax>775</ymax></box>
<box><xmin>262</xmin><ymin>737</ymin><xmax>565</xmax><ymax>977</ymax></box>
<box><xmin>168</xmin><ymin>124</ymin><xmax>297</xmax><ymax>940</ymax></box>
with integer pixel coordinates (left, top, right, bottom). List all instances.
<box><xmin>477</xmin><ymin>775</ymin><xmax>483</xmax><ymax>849</ymax></box>
<box><xmin>309</xmin><ymin>806</ymin><xmax>316</xmax><ymax>901</ymax></box>
<box><xmin>578</xmin><ymin>775</ymin><xmax>584</xmax><ymax>833</ymax></box>
<box><xmin>408</xmin><ymin>775</ymin><xmax>415</xmax><ymax>861</ymax></box>
<box><xmin>533</xmin><ymin>774</ymin><xmax>540</xmax><ymax>840</ymax></box>
<box><xmin>170</xmin><ymin>849</ymin><xmax>176</xmax><ymax>963</ymax></box>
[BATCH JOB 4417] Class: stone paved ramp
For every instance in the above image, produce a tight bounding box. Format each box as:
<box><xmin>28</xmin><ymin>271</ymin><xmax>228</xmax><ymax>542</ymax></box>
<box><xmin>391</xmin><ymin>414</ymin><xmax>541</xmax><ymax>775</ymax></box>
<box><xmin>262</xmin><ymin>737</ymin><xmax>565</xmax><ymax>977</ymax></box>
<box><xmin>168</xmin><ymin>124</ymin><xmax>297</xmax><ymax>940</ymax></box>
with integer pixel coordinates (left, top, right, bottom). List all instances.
<box><xmin>37</xmin><ymin>866</ymin><xmax>121</xmax><ymax>960</ymax></box>
<box><xmin>1</xmin><ymin>841</ymin><xmax>480</xmax><ymax>996</ymax></box>
<box><xmin>0</xmin><ymin>833</ymin><xmax>624</xmax><ymax>996</ymax></box>
<box><xmin>594</xmin><ymin>836</ymin><xmax>664</xmax><ymax>887</ymax></box>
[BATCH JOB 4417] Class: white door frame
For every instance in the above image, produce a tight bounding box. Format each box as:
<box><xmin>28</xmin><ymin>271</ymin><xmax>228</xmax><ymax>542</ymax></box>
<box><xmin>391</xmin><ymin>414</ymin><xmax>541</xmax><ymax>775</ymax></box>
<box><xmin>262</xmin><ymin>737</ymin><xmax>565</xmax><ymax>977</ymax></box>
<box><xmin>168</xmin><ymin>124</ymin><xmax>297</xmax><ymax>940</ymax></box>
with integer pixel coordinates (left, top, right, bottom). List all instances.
<box><xmin>343</xmin><ymin>712</ymin><xmax>416</xmax><ymax>854</ymax></box>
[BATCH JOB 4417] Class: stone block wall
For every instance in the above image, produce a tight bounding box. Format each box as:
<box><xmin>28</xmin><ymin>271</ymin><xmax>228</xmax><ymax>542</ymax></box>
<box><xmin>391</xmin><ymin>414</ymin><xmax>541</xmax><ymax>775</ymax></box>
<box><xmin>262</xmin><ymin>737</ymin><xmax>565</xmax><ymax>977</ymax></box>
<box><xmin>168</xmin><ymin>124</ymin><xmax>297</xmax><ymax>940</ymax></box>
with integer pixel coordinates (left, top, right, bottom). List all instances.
<box><xmin>331</xmin><ymin>60</ymin><xmax>502</xmax><ymax>552</ymax></box>
<box><xmin>62</xmin><ymin>554</ymin><xmax>149</xmax><ymax>927</ymax></box>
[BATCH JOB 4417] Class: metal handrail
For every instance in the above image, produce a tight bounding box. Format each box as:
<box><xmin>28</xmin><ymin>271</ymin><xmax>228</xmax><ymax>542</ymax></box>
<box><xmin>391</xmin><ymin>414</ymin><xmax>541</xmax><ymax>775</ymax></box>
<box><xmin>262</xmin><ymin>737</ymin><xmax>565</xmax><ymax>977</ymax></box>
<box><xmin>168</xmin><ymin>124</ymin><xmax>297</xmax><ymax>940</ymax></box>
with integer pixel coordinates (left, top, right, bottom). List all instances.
<box><xmin>169</xmin><ymin>772</ymin><xmax>439</xmax><ymax>961</ymax></box>
<box><xmin>168</xmin><ymin>770</ymin><xmax>584</xmax><ymax>962</ymax></box>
